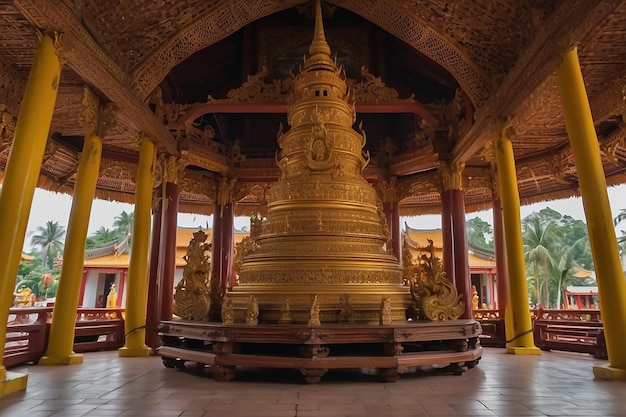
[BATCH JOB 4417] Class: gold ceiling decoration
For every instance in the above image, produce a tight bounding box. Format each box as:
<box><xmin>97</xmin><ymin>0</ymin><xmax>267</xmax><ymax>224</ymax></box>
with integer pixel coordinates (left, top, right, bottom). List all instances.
<box><xmin>1</xmin><ymin>0</ymin><xmax>626</xmax><ymax>216</ymax></box>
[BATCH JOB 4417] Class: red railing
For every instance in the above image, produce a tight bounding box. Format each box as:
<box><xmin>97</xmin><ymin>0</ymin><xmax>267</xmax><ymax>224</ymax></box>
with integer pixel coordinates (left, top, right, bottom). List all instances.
<box><xmin>473</xmin><ymin>308</ymin><xmax>607</xmax><ymax>358</ymax></box>
<box><xmin>4</xmin><ymin>307</ymin><xmax>125</xmax><ymax>368</ymax></box>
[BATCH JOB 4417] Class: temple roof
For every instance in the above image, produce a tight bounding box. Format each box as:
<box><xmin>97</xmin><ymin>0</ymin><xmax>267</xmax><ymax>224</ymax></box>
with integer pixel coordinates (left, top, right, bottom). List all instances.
<box><xmin>82</xmin><ymin>227</ymin><xmax>248</xmax><ymax>268</ymax></box>
<box><xmin>403</xmin><ymin>224</ymin><xmax>495</xmax><ymax>270</ymax></box>
<box><xmin>1</xmin><ymin>1</ymin><xmax>625</xmax><ymax>216</ymax></box>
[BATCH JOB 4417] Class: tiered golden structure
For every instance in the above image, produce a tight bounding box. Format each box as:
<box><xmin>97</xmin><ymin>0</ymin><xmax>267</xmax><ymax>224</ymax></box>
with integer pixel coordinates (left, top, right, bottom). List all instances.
<box><xmin>229</xmin><ymin>1</ymin><xmax>411</xmax><ymax>323</ymax></box>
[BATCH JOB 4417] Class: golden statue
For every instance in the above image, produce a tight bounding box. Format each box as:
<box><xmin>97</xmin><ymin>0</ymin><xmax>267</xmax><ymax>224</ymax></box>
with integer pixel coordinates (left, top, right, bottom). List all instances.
<box><xmin>221</xmin><ymin>295</ymin><xmax>234</xmax><ymax>325</ymax></box>
<box><xmin>245</xmin><ymin>295</ymin><xmax>259</xmax><ymax>325</ymax></box>
<box><xmin>471</xmin><ymin>285</ymin><xmax>479</xmax><ymax>311</ymax></box>
<box><xmin>105</xmin><ymin>284</ymin><xmax>118</xmax><ymax>319</ymax></box>
<box><xmin>338</xmin><ymin>293</ymin><xmax>354</xmax><ymax>323</ymax></box>
<box><xmin>173</xmin><ymin>230</ymin><xmax>212</xmax><ymax>321</ymax></box>
<box><xmin>410</xmin><ymin>240</ymin><xmax>465</xmax><ymax>321</ymax></box>
<box><xmin>279</xmin><ymin>298</ymin><xmax>293</xmax><ymax>324</ymax></box>
<box><xmin>308</xmin><ymin>294</ymin><xmax>321</xmax><ymax>326</ymax></box>
<box><xmin>13</xmin><ymin>286</ymin><xmax>33</xmax><ymax>308</ymax></box>
<box><xmin>380</xmin><ymin>297</ymin><xmax>393</xmax><ymax>325</ymax></box>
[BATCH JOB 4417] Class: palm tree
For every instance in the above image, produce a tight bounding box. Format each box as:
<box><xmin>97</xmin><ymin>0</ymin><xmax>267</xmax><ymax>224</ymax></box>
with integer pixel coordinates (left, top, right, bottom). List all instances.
<box><xmin>113</xmin><ymin>210</ymin><xmax>133</xmax><ymax>236</ymax></box>
<box><xmin>91</xmin><ymin>226</ymin><xmax>118</xmax><ymax>246</ymax></box>
<box><xmin>523</xmin><ymin>213</ymin><xmax>559</xmax><ymax>307</ymax></box>
<box><xmin>554</xmin><ymin>236</ymin><xmax>590</xmax><ymax>308</ymax></box>
<box><xmin>30</xmin><ymin>221</ymin><xmax>66</xmax><ymax>268</ymax></box>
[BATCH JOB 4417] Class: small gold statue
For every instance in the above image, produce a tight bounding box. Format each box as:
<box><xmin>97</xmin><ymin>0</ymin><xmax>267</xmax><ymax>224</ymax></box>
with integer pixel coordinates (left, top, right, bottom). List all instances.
<box><xmin>338</xmin><ymin>293</ymin><xmax>354</xmax><ymax>323</ymax></box>
<box><xmin>105</xmin><ymin>283</ymin><xmax>118</xmax><ymax>319</ymax></box>
<box><xmin>380</xmin><ymin>296</ymin><xmax>393</xmax><ymax>325</ymax></box>
<box><xmin>308</xmin><ymin>294</ymin><xmax>321</xmax><ymax>326</ymax></box>
<box><xmin>471</xmin><ymin>285</ymin><xmax>479</xmax><ymax>311</ymax></box>
<box><xmin>221</xmin><ymin>296</ymin><xmax>234</xmax><ymax>325</ymax></box>
<box><xmin>278</xmin><ymin>298</ymin><xmax>292</xmax><ymax>324</ymax></box>
<box><xmin>245</xmin><ymin>295</ymin><xmax>259</xmax><ymax>325</ymax></box>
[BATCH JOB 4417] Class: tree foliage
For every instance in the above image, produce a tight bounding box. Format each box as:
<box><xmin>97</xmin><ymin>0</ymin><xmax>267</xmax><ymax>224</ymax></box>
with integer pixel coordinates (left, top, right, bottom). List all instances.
<box><xmin>466</xmin><ymin>217</ymin><xmax>493</xmax><ymax>249</ymax></box>
<box><xmin>521</xmin><ymin>207</ymin><xmax>591</xmax><ymax>308</ymax></box>
<box><xmin>29</xmin><ymin>220</ymin><xmax>66</xmax><ymax>268</ymax></box>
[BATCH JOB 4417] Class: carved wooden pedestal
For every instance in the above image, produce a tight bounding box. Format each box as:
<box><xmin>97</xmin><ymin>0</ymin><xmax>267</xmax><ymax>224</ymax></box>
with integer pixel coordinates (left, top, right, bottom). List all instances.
<box><xmin>158</xmin><ymin>319</ymin><xmax>483</xmax><ymax>383</ymax></box>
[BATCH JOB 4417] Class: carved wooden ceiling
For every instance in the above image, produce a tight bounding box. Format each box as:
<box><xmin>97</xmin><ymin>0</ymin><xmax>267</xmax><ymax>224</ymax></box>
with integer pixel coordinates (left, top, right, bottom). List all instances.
<box><xmin>1</xmin><ymin>0</ymin><xmax>625</xmax><ymax>217</ymax></box>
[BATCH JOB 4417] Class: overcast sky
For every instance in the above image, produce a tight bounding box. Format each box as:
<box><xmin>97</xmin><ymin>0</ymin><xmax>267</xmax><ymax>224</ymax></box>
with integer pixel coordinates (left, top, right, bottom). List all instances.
<box><xmin>17</xmin><ymin>183</ymin><xmax>626</xmax><ymax>251</ymax></box>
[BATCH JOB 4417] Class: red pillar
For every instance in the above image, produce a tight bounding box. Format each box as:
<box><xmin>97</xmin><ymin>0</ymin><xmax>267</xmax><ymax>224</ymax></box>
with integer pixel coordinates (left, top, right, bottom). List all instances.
<box><xmin>160</xmin><ymin>181</ymin><xmax>179</xmax><ymax>321</ymax></box>
<box><xmin>383</xmin><ymin>201</ymin><xmax>401</xmax><ymax>261</ymax></box>
<box><xmin>440</xmin><ymin>189</ymin><xmax>455</xmax><ymax>282</ymax></box>
<box><xmin>211</xmin><ymin>202</ymin><xmax>223</xmax><ymax>285</ymax></box>
<box><xmin>451</xmin><ymin>189</ymin><xmax>472</xmax><ymax>319</ymax></box>
<box><xmin>145</xmin><ymin>188</ymin><xmax>163</xmax><ymax>349</ymax></box>
<box><xmin>489</xmin><ymin>271</ymin><xmax>497</xmax><ymax>310</ymax></box>
<box><xmin>77</xmin><ymin>270</ymin><xmax>87</xmax><ymax>307</ymax></box>
<box><xmin>391</xmin><ymin>201</ymin><xmax>401</xmax><ymax>262</ymax></box>
<box><xmin>220</xmin><ymin>202</ymin><xmax>234</xmax><ymax>288</ymax></box>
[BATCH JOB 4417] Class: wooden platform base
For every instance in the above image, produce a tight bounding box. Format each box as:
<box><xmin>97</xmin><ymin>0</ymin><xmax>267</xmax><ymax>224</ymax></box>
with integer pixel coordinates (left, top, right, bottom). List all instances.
<box><xmin>158</xmin><ymin>319</ymin><xmax>483</xmax><ymax>383</ymax></box>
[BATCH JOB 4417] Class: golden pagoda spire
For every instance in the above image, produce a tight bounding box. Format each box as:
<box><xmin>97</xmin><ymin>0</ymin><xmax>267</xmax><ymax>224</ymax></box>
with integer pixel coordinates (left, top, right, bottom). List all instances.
<box><xmin>305</xmin><ymin>0</ymin><xmax>335</xmax><ymax>73</ymax></box>
<box><xmin>231</xmin><ymin>0</ymin><xmax>411</xmax><ymax>324</ymax></box>
<box><xmin>309</xmin><ymin>0</ymin><xmax>331</xmax><ymax>57</ymax></box>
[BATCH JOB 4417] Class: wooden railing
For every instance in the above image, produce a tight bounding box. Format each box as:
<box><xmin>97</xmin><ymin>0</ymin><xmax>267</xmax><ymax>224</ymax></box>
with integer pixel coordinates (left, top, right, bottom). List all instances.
<box><xmin>473</xmin><ymin>309</ymin><xmax>506</xmax><ymax>347</ymax></box>
<box><xmin>473</xmin><ymin>308</ymin><xmax>607</xmax><ymax>359</ymax></box>
<box><xmin>4</xmin><ymin>307</ymin><xmax>126</xmax><ymax>369</ymax></box>
<box><xmin>5</xmin><ymin>307</ymin><xmax>51</xmax><ymax>368</ymax></box>
<box><xmin>532</xmin><ymin>308</ymin><xmax>606</xmax><ymax>359</ymax></box>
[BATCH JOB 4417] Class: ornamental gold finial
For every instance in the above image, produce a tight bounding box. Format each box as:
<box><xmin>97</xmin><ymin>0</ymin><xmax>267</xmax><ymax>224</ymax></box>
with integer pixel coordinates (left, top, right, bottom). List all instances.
<box><xmin>305</xmin><ymin>0</ymin><xmax>334</xmax><ymax>73</ymax></box>
<box><xmin>309</xmin><ymin>0</ymin><xmax>331</xmax><ymax>59</ymax></box>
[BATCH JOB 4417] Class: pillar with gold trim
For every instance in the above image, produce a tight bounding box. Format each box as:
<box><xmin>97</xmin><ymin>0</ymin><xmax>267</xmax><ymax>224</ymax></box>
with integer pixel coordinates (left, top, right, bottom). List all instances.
<box><xmin>210</xmin><ymin>176</ymin><xmax>235</xmax><ymax>320</ymax></box>
<box><xmin>493</xmin><ymin>120</ymin><xmax>540</xmax><ymax>355</ymax></box>
<box><xmin>438</xmin><ymin>161</ymin><xmax>472</xmax><ymax>319</ymax></box>
<box><xmin>556</xmin><ymin>46</ymin><xmax>626</xmax><ymax>380</ymax></box>
<box><xmin>0</xmin><ymin>32</ymin><xmax>62</xmax><ymax>396</ymax></box>
<box><xmin>40</xmin><ymin>90</ymin><xmax>115</xmax><ymax>365</ymax></box>
<box><xmin>159</xmin><ymin>156</ymin><xmax>183</xmax><ymax>322</ymax></box>
<box><xmin>119</xmin><ymin>134</ymin><xmax>156</xmax><ymax>357</ymax></box>
<box><xmin>145</xmin><ymin>181</ymin><xmax>163</xmax><ymax>350</ymax></box>
<box><xmin>378</xmin><ymin>176</ymin><xmax>401</xmax><ymax>262</ymax></box>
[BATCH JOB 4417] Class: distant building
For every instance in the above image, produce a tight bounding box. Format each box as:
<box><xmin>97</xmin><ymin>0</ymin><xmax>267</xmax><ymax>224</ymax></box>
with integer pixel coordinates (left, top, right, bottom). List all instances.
<box><xmin>78</xmin><ymin>228</ymin><xmax>247</xmax><ymax>308</ymax></box>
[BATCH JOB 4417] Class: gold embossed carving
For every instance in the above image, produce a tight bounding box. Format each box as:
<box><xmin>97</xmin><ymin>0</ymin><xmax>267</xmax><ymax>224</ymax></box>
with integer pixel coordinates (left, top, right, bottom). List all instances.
<box><xmin>217</xmin><ymin>175</ymin><xmax>236</xmax><ymax>211</ymax></box>
<box><xmin>240</xmin><ymin>267</ymin><xmax>401</xmax><ymax>285</ymax></box>
<box><xmin>0</xmin><ymin>105</ymin><xmax>16</xmax><ymax>156</ymax></box>
<box><xmin>349</xmin><ymin>66</ymin><xmax>414</xmax><ymax>103</ymax></box>
<box><xmin>80</xmin><ymin>87</ymin><xmax>118</xmax><ymax>138</ymax></box>
<box><xmin>208</xmin><ymin>67</ymin><xmax>292</xmax><ymax>104</ymax></box>
<box><xmin>0</xmin><ymin>61</ymin><xmax>26</xmax><ymax>109</ymax></box>
<box><xmin>173</xmin><ymin>230</ymin><xmax>212</xmax><ymax>321</ymax></box>
<box><xmin>437</xmin><ymin>161</ymin><xmax>465</xmax><ymax>191</ymax></box>
<box><xmin>409</xmin><ymin>240</ymin><xmax>465</xmax><ymax>321</ymax></box>
<box><xmin>163</xmin><ymin>155</ymin><xmax>186</xmax><ymax>185</ymax></box>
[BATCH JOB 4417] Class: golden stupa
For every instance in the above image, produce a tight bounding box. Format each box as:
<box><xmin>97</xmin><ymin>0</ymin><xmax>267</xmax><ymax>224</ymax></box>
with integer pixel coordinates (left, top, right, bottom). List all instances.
<box><xmin>229</xmin><ymin>0</ymin><xmax>412</xmax><ymax>323</ymax></box>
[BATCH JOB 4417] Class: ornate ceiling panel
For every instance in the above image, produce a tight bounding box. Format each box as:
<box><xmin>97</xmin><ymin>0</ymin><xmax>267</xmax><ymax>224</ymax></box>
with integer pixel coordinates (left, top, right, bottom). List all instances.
<box><xmin>1</xmin><ymin>0</ymin><xmax>625</xmax><ymax>218</ymax></box>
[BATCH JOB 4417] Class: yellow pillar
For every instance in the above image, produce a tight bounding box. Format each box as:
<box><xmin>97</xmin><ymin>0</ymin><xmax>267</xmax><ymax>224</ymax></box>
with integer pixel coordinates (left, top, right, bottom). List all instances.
<box><xmin>119</xmin><ymin>134</ymin><xmax>156</xmax><ymax>357</ymax></box>
<box><xmin>556</xmin><ymin>47</ymin><xmax>626</xmax><ymax>380</ymax></box>
<box><xmin>0</xmin><ymin>33</ymin><xmax>61</xmax><ymax>397</ymax></box>
<box><xmin>494</xmin><ymin>121</ymin><xmax>540</xmax><ymax>355</ymax></box>
<box><xmin>39</xmin><ymin>132</ymin><xmax>102</xmax><ymax>365</ymax></box>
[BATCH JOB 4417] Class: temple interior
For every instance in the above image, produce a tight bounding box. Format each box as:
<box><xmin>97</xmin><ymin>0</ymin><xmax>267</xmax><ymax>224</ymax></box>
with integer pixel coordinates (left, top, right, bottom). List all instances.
<box><xmin>1</xmin><ymin>0</ymin><xmax>626</xmax><ymax>396</ymax></box>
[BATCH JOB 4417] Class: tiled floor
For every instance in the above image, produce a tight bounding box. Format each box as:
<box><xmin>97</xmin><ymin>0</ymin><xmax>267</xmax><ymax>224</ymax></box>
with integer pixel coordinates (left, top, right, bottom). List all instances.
<box><xmin>1</xmin><ymin>347</ymin><xmax>624</xmax><ymax>416</ymax></box>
